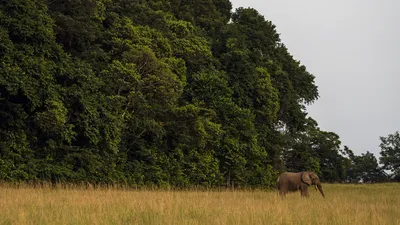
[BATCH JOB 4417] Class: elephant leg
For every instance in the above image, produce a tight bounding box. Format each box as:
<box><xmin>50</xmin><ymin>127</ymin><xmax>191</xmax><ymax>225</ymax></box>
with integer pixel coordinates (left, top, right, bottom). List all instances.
<box><xmin>278</xmin><ymin>183</ymin><xmax>288</xmax><ymax>198</ymax></box>
<box><xmin>279</xmin><ymin>189</ymin><xmax>287</xmax><ymax>198</ymax></box>
<box><xmin>300</xmin><ymin>185</ymin><xmax>309</xmax><ymax>198</ymax></box>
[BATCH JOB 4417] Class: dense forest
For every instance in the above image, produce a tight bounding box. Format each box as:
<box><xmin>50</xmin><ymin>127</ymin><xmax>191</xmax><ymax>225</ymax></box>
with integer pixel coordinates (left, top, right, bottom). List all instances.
<box><xmin>0</xmin><ymin>0</ymin><xmax>399</xmax><ymax>187</ymax></box>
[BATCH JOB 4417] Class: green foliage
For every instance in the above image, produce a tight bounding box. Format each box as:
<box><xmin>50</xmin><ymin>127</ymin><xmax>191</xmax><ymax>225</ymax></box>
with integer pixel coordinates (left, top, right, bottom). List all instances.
<box><xmin>282</xmin><ymin>118</ymin><xmax>354</xmax><ymax>182</ymax></box>
<box><xmin>283</xmin><ymin>119</ymin><xmax>321</xmax><ymax>174</ymax></box>
<box><xmin>343</xmin><ymin>147</ymin><xmax>387</xmax><ymax>183</ymax></box>
<box><xmin>1</xmin><ymin>0</ymin><xmax>386</xmax><ymax>187</ymax></box>
<box><xmin>379</xmin><ymin>131</ymin><xmax>400</xmax><ymax>181</ymax></box>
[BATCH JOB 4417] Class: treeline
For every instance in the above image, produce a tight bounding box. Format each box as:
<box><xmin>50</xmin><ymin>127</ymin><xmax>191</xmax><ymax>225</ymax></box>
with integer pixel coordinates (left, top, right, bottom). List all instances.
<box><xmin>0</xmin><ymin>0</ymin><xmax>398</xmax><ymax>187</ymax></box>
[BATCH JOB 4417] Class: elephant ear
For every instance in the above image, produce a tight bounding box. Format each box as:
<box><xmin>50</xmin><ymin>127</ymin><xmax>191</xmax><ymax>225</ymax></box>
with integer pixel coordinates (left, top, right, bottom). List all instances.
<box><xmin>301</xmin><ymin>172</ymin><xmax>312</xmax><ymax>185</ymax></box>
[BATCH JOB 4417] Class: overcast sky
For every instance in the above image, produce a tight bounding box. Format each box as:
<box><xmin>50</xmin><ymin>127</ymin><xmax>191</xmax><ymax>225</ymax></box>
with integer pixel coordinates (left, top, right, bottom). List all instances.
<box><xmin>230</xmin><ymin>0</ymin><xmax>400</xmax><ymax>157</ymax></box>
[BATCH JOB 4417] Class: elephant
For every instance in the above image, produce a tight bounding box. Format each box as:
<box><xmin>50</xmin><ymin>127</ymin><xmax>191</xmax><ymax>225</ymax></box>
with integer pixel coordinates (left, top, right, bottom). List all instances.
<box><xmin>277</xmin><ymin>171</ymin><xmax>325</xmax><ymax>198</ymax></box>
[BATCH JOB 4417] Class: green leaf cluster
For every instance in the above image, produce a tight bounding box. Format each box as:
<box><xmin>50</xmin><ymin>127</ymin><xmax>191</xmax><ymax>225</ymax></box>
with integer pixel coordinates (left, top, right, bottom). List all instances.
<box><xmin>1</xmin><ymin>0</ymin><xmax>388</xmax><ymax>187</ymax></box>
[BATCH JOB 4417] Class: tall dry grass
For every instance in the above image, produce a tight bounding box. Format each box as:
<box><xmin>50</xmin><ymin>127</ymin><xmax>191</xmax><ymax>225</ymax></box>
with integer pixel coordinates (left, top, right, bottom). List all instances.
<box><xmin>0</xmin><ymin>183</ymin><xmax>399</xmax><ymax>224</ymax></box>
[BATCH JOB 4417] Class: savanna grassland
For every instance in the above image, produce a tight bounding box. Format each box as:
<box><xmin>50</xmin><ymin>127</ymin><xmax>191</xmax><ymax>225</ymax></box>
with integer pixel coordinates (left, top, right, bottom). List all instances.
<box><xmin>0</xmin><ymin>183</ymin><xmax>399</xmax><ymax>225</ymax></box>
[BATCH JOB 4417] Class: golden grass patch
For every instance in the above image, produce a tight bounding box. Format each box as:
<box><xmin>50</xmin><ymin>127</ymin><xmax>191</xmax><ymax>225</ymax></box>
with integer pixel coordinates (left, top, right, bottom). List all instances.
<box><xmin>0</xmin><ymin>183</ymin><xmax>399</xmax><ymax>224</ymax></box>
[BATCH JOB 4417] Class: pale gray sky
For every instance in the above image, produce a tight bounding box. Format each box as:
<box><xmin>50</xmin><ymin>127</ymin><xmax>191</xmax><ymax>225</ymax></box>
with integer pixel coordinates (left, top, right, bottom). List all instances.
<box><xmin>230</xmin><ymin>0</ymin><xmax>400</xmax><ymax>157</ymax></box>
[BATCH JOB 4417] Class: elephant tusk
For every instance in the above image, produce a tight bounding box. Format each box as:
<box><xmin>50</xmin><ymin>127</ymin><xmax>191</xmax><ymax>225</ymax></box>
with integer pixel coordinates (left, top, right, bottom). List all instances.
<box><xmin>315</xmin><ymin>185</ymin><xmax>318</xmax><ymax>191</ymax></box>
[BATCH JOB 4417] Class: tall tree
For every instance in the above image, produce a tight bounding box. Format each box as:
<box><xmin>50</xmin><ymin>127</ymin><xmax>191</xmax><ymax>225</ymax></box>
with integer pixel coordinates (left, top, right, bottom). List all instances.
<box><xmin>379</xmin><ymin>131</ymin><xmax>400</xmax><ymax>181</ymax></box>
<box><xmin>0</xmin><ymin>0</ymin><xmax>344</xmax><ymax>188</ymax></box>
<box><xmin>345</xmin><ymin>150</ymin><xmax>386</xmax><ymax>183</ymax></box>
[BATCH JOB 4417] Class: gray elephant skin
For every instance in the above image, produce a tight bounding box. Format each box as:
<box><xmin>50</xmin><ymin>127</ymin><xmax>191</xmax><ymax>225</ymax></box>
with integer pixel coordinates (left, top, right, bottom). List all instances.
<box><xmin>277</xmin><ymin>171</ymin><xmax>325</xmax><ymax>198</ymax></box>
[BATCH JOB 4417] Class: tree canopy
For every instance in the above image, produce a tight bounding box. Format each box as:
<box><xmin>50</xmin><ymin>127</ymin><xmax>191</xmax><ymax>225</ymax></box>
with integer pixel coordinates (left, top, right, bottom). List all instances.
<box><xmin>379</xmin><ymin>131</ymin><xmax>400</xmax><ymax>181</ymax></box>
<box><xmin>0</xmin><ymin>0</ymin><xmax>395</xmax><ymax>187</ymax></box>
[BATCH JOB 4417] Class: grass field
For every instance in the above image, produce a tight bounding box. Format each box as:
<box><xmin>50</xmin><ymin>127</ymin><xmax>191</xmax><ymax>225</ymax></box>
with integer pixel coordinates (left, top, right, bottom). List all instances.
<box><xmin>0</xmin><ymin>183</ymin><xmax>399</xmax><ymax>225</ymax></box>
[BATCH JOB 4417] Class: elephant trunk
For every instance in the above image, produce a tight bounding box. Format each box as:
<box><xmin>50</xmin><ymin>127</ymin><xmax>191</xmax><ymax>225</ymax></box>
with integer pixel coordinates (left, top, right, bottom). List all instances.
<box><xmin>317</xmin><ymin>184</ymin><xmax>325</xmax><ymax>198</ymax></box>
